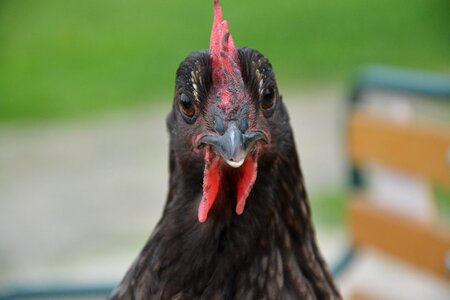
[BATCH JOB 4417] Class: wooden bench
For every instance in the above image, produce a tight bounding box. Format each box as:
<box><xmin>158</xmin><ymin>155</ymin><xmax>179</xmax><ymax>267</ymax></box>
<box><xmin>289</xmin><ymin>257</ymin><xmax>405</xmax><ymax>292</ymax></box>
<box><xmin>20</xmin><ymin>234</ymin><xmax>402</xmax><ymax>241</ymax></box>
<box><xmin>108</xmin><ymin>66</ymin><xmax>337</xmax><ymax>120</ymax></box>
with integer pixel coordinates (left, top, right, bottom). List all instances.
<box><xmin>332</xmin><ymin>66</ymin><xmax>450</xmax><ymax>299</ymax></box>
<box><xmin>348</xmin><ymin>111</ymin><xmax>450</xmax><ymax>280</ymax></box>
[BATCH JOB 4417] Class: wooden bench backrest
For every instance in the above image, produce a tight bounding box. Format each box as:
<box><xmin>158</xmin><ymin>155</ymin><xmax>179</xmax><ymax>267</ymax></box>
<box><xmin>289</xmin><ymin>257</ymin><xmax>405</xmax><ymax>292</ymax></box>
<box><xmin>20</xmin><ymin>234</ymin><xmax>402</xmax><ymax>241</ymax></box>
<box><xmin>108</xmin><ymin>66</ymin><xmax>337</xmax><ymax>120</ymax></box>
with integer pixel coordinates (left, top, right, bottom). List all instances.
<box><xmin>349</xmin><ymin>112</ymin><xmax>450</xmax><ymax>185</ymax></box>
<box><xmin>347</xmin><ymin>111</ymin><xmax>450</xmax><ymax>279</ymax></box>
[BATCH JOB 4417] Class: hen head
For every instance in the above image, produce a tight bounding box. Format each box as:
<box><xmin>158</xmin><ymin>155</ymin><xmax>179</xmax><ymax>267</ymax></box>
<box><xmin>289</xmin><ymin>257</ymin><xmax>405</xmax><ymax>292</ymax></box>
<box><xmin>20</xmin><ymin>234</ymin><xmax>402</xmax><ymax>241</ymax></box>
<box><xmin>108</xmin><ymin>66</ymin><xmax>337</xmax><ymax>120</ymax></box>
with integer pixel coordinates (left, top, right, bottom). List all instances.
<box><xmin>167</xmin><ymin>0</ymin><xmax>287</xmax><ymax>223</ymax></box>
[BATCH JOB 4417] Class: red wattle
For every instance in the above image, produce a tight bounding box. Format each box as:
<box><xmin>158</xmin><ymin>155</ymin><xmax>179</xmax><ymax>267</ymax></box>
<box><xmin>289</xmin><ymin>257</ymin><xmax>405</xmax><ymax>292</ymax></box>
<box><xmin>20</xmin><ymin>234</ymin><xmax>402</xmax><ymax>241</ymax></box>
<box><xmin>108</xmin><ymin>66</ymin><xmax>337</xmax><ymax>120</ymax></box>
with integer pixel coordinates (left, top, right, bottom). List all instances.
<box><xmin>198</xmin><ymin>150</ymin><xmax>221</xmax><ymax>223</ymax></box>
<box><xmin>236</xmin><ymin>157</ymin><xmax>258</xmax><ymax>215</ymax></box>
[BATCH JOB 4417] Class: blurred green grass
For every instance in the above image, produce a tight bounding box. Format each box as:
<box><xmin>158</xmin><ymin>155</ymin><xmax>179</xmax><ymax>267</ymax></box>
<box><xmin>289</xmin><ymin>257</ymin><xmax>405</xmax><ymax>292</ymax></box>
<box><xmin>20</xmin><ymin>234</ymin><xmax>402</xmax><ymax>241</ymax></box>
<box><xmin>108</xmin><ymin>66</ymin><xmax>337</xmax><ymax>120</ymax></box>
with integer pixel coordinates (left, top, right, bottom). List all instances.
<box><xmin>435</xmin><ymin>185</ymin><xmax>450</xmax><ymax>223</ymax></box>
<box><xmin>310</xmin><ymin>189</ymin><xmax>347</xmax><ymax>227</ymax></box>
<box><xmin>1</xmin><ymin>0</ymin><xmax>449</xmax><ymax>122</ymax></box>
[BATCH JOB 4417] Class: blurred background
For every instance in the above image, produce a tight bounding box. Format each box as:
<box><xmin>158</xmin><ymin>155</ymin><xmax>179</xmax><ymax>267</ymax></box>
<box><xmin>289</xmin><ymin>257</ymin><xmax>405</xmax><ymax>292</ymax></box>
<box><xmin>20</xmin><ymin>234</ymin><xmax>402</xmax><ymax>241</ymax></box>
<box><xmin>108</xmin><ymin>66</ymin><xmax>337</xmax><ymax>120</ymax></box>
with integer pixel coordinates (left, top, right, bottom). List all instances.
<box><xmin>0</xmin><ymin>0</ymin><xmax>449</xmax><ymax>299</ymax></box>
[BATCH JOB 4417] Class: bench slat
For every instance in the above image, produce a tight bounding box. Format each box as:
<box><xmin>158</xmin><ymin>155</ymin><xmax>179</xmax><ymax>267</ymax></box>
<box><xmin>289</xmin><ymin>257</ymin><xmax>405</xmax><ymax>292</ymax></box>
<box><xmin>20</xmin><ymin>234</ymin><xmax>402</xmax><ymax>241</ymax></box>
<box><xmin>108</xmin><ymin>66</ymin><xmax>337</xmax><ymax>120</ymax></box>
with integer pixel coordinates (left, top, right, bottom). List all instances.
<box><xmin>349</xmin><ymin>113</ymin><xmax>450</xmax><ymax>185</ymax></box>
<box><xmin>349</xmin><ymin>199</ymin><xmax>450</xmax><ymax>280</ymax></box>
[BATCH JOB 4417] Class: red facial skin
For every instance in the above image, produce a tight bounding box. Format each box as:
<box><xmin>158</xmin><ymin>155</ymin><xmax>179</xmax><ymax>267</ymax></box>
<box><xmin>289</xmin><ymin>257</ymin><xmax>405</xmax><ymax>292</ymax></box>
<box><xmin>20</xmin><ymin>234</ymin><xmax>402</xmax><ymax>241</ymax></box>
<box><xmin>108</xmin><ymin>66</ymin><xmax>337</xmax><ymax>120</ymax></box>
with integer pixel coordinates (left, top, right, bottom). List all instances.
<box><xmin>198</xmin><ymin>0</ymin><xmax>260</xmax><ymax>223</ymax></box>
<box><xmin>197</xmin><ymin>0</ymin><xmax>249</xmax><ymax>222</ymax></box>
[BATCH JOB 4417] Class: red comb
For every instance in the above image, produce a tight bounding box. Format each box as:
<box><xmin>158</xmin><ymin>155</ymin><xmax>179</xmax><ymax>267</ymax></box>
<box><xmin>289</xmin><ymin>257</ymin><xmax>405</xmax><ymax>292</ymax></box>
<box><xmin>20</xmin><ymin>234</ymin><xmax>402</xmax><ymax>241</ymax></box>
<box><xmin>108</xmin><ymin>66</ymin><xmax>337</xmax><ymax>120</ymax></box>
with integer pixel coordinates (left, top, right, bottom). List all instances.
<box><xmin>209</xmin><ymin>0</ymin><xmax>244</xmax><ymax>111</ymax></box>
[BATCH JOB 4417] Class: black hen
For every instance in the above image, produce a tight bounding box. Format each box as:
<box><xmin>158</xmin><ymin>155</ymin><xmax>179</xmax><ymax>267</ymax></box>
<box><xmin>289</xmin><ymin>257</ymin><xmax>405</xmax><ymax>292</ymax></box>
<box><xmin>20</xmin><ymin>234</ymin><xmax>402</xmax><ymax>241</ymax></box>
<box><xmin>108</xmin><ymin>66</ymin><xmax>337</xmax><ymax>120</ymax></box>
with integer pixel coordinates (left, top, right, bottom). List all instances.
<box><xmin>109</xmin><ymin>1</ymin><xmax>340</xmax><ymax>299</ymax></box>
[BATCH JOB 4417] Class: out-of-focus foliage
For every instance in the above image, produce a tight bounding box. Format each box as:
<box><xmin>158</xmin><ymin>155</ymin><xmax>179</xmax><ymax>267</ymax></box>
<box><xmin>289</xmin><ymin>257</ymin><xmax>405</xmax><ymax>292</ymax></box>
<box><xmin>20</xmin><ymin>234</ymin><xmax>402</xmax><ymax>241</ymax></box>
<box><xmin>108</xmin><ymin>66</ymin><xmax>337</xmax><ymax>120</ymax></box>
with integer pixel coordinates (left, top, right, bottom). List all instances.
<box><xmin>0</xmin><ymin>0</ymin><xmax>449</xmax><ymax>121</ymax></box>
<box><xmin>310</xmin><ymin>189</ymin><xmax>347</xmax><ymax>227</ymax></box>
<box><xmin>435</xmin><ymin>185</ymin><xmax>450</xmax><ymax>223</ymax></box>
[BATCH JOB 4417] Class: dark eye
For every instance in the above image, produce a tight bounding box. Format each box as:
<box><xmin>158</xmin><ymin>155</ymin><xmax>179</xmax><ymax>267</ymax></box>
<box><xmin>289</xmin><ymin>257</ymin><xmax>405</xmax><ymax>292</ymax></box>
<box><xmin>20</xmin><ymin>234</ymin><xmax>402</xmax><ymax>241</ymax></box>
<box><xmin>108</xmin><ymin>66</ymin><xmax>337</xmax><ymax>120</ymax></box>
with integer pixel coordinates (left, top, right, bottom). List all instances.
<box><xmin>260</xmin><ymin>87</ymin><xmax>276</xmax><ymax>111</ymax></box>
<box><xmin>178</xmin><ymin>93</ymin><xmax>196</xmax><ymax>119</ymax></box>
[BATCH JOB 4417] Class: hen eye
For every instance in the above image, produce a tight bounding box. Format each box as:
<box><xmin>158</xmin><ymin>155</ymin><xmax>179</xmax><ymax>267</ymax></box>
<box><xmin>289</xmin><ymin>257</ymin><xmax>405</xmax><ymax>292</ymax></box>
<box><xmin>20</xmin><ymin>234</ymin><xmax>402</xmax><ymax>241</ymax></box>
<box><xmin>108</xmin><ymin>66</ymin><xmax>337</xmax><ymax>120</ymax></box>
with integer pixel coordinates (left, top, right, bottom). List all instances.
<box><xmin>260</xmin><ymin>87</ymin><xmax>276</xmax><ymax>111</ymax></box>
<box><xmin>178</xmin><ymin>93</ymin><xmax>196</xmax><ymax>119</ymax></box>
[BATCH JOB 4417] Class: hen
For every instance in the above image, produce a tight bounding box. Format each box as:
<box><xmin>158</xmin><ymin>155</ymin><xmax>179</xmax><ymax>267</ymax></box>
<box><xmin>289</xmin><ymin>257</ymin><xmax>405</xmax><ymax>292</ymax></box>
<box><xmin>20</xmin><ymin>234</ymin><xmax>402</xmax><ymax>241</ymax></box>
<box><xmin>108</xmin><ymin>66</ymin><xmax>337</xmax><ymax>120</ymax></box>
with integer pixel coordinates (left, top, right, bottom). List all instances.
<box><xmin>110</xmin><ymin>1</ymin><xmax>340</xmax><ymax>299</ymax></box>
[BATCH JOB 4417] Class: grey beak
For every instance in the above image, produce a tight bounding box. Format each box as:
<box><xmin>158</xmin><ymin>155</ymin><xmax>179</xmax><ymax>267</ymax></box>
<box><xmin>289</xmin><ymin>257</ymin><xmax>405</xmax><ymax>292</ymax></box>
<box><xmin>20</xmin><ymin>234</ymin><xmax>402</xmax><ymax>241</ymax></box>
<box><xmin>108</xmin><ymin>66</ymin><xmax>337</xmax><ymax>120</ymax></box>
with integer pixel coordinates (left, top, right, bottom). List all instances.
<box><xmin>199</xmin><ymin>124</ymin><xmax>268</xmax><ymax>168</ymax></box>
